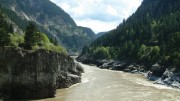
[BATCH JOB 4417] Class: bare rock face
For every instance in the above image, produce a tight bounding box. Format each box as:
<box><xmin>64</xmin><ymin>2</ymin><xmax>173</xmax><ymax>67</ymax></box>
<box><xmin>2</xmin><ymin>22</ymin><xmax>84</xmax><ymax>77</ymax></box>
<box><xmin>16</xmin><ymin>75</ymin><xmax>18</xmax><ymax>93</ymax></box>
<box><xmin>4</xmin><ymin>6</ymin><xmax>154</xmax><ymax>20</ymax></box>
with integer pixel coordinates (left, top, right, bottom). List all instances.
<box><xmin>0</xmin><ymin>47</ymin><xmax>83</xmax><ymax>100</ymax></box>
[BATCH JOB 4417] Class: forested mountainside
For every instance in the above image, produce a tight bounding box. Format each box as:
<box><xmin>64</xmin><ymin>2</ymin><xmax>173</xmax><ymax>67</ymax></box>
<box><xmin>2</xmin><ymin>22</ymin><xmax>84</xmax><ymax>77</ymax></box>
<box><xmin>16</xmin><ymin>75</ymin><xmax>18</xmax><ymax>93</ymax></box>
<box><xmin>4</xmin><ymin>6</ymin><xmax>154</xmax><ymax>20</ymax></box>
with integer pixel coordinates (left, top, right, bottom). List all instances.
<box><xmin>0</xmin><ymin>0</ymin><xmax>95</xmax><ymax>53</ymax></box>
<box><xmin>96</xmin><ymin>32</ymin><xmax>107</xmax><ymax>39</ymax></box>
<box><xmin>80</xmin><ymin>0</ymin><xmax>180</xmax><ymax>69</ymax></box>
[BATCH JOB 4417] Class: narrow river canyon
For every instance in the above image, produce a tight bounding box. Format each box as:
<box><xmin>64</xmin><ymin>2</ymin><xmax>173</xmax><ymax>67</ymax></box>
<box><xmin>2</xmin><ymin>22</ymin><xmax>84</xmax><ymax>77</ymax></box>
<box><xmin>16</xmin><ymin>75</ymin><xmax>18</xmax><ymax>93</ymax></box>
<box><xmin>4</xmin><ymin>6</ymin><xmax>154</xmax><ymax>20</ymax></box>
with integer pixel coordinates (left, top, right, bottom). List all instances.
<box><xmin>36</xmin><ymin>63</ymin><xmax>180</xmax><ymax>101</ymax></box>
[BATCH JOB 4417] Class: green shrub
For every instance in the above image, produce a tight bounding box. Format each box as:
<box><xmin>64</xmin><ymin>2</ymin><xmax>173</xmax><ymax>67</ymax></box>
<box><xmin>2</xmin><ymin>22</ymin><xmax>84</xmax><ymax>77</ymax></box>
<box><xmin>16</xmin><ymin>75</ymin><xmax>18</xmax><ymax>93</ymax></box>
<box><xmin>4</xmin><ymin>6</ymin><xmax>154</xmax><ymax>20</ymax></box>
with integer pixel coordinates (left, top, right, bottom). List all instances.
<box><xmin>33</xmin><ymin>32</ymin><xmax>50</xmax><ymax>46</ymax></box>
<box><xmin>138</xmin><ymin>44</ymin><xmax>160</xmax><ymax>64</ymax></box>
<box><xmin>10</xmin><ymin>33</ymin><xmax>24</xmax><ymax>47</ymax></box>
<box><xmin>92</xmin><ymin>46</ymin><xmax>111</xmax><ymax>59</ymax></box>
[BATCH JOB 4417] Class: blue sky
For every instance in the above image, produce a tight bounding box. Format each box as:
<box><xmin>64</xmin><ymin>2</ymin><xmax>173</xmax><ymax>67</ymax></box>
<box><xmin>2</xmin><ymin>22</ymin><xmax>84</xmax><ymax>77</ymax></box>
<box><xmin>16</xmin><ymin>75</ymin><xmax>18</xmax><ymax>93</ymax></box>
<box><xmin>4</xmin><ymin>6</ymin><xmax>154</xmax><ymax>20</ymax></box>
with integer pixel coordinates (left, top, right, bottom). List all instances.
<box><xmin>50</xmin><ymin>0</ymin><xmax>142</xmax><ymax>33</ymax></box>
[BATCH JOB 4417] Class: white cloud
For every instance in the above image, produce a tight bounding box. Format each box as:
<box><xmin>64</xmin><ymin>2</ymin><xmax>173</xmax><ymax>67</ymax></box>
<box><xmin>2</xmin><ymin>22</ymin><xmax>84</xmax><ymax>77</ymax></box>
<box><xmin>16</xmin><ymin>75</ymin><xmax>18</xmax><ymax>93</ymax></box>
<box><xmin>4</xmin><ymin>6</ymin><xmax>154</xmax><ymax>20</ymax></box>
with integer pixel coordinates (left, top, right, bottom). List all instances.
<box><xmin>76</xmin><ymin>19</ymin><xmax>119</xmax><ymax>33</ymax></box>
<box><xmin>50</xmin><ymin>0</ymin><xmax>142</xmax><ymax>33</ymax></box>
<box><xmin>107</xmin><ymin>5</ymin><xmax>118</xmax><ymax>16</ymax></box>
<box><xmin>59</xmin><ymin>3</ymin><xmax>70</xmax><ymax>11</ymax></box>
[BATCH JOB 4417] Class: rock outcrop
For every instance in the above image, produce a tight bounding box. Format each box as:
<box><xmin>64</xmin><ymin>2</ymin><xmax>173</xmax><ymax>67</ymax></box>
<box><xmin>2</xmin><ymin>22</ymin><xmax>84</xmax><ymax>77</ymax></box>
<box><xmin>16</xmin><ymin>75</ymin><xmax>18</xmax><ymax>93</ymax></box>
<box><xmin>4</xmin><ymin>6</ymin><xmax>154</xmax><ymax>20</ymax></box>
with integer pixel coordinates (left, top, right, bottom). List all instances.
<box><xmin>0</xmin><ymin>47</ymin><xmax>83</xmax><ymax>100</ymax></box>
<box><xmin>154</xmin><ymin>68</ymin><xmax>180</xmax><ymax>88</ymax></box>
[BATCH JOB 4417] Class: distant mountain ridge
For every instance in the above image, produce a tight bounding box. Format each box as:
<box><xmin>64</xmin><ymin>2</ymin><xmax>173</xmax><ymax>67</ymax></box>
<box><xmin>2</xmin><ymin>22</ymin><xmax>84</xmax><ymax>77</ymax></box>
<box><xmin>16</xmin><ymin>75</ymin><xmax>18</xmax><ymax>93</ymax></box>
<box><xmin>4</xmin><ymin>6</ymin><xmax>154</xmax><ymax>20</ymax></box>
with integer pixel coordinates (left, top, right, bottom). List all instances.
<box><xmin>96</xmin><ymin>32</ymin><xmax>107</xmax><ymax>39</ymax></box>
<box><xmin>0</xmin><ymin>0</ymin><xmax>95</xmax><ymax>53</ymax></box>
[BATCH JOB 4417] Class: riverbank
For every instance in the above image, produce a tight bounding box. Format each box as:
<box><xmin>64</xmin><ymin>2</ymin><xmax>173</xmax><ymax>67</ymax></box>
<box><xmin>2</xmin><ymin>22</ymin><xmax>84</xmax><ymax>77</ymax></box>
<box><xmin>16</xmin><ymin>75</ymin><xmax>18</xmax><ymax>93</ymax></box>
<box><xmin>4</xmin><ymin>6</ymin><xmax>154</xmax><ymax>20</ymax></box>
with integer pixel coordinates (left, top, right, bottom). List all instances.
<box><xmin>76</xmin><ymin>57</ymin><xmax>180</xmax><ymax>89</ymax></box>
<box><xmin>33</xmin><ymin>62</ymin><xmax>180</xmax><ymax>101</ymax></box>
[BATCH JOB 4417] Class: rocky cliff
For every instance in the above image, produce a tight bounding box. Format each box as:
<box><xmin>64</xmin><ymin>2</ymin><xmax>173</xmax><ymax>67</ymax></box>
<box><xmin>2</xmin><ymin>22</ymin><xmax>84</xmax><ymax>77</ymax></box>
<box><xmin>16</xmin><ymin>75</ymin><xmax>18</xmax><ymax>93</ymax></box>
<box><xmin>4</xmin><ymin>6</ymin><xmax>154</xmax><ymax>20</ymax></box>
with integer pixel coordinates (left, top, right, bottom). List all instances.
<box><xmin>0</xmin><ymin>47</ymin><xmax>83</xmax><ymax>100</ymax></box>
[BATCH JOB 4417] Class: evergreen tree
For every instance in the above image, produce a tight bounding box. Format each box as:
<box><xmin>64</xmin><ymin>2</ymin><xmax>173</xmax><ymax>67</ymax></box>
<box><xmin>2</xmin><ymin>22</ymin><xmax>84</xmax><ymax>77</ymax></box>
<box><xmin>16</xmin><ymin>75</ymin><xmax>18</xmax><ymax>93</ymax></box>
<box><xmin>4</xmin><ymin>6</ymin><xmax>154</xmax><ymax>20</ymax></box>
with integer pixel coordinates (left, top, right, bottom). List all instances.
<box><xmin>24</xmin><ymin>22</ymin><xmax>37</xmax><ymax>49</ymax></box>
<box><xmin>49</xmin><ymin>37</ymin><xmax>58</xmax><ymax>46</ymax></box>
<box><xmin>0</xmin><ymin>11</ymin><xmax>11</xmax><ymax>47</ymax></box>
<box><xmin>54</xmin><ymin>37</ymin><xmax>58</xmax><ymax>46</ymax></box>
<box><xmin>9</xmin><ymin>24</ymin><xmax>14</xmax><ymax>33</ymax></box>
<box><xmin>0</xmin><ymin>28</ymin><xmax>11</xmax><ymax>46</ymax></box>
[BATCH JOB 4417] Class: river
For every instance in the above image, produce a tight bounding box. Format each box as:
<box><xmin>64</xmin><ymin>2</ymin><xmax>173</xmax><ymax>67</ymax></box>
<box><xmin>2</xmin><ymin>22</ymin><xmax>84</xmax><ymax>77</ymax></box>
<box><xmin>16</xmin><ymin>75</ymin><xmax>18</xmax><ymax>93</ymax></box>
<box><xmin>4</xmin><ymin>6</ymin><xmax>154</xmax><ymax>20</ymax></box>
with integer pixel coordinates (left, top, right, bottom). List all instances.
<box><xmin>35</xmin><ymin>62</ymin><xmax>180</xmax><ymax>101</ymax></box>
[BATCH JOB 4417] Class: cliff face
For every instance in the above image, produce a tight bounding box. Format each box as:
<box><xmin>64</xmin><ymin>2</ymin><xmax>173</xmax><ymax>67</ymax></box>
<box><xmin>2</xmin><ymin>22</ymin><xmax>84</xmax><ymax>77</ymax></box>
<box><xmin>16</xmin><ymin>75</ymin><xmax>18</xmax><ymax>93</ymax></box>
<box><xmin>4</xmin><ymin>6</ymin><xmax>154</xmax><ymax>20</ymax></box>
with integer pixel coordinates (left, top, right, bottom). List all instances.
<box><xmin>0</xmin><ymin>47</ymin><xmax>83</xmax><ymax>99</ymax></box>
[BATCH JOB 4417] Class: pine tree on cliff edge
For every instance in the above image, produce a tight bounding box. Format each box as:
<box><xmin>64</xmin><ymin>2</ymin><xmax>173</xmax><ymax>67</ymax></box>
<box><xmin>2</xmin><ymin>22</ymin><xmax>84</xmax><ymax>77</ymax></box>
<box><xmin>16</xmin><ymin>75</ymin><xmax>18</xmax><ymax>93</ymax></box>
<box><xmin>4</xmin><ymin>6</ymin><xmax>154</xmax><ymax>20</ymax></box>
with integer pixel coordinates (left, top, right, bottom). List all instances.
<box><xmin>24</xmin><ymin>22</ymin><xmax>37</xmax><ymax>49</ymax></box>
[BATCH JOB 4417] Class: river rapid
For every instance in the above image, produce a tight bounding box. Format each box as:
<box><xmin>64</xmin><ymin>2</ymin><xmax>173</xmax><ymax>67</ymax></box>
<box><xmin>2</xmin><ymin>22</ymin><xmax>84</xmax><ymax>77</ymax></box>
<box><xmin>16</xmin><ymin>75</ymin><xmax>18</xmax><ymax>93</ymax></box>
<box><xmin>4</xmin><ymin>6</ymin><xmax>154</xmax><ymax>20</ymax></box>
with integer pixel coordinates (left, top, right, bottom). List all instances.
<box><xmin>35</xmin><ymin>62</ymin><xmax>180</xmax><ymax>101</ymax></box>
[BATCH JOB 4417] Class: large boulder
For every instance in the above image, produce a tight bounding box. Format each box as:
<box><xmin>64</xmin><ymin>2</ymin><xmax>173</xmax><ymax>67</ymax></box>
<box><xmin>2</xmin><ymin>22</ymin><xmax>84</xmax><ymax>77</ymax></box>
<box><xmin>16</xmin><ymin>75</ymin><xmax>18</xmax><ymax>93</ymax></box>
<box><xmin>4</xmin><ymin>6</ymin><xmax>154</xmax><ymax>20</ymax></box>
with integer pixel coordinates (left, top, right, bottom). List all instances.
<box><xmin>151</xmin><ymin>63</ymin><xmax>166</xmax><ymax>77</ymax></box>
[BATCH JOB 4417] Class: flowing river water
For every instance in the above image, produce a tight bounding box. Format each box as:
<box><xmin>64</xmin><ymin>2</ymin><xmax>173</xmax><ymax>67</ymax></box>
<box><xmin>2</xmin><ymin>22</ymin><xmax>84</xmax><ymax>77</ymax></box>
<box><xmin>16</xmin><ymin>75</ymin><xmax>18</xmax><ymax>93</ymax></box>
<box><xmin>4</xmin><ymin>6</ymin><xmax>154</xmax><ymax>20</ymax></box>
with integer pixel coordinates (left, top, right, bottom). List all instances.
<box><xmin>36</xmin><ymin>63</ymin><xmax>180</xmax><ymax>101</ymax></box>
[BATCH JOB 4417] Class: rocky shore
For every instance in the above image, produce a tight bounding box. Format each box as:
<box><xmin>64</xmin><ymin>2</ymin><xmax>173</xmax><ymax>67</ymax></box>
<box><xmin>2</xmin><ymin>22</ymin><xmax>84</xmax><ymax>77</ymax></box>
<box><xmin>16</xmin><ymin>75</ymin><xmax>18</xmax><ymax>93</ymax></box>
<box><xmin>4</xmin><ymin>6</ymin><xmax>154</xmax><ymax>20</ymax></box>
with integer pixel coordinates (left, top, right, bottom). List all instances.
<box><xmin>0</xmin><ymin>47</ymin><xmax>84</xmax><ymax>100</ymax></box>
<box><xmin>77</xmin><ymin>57</ymin><xmax>180</xmax><ymax>89</ymax></box>
<box><xmin>154</xmin><ymin>68</ymin><xmax>180</xmax><ymax>88</ymax></box>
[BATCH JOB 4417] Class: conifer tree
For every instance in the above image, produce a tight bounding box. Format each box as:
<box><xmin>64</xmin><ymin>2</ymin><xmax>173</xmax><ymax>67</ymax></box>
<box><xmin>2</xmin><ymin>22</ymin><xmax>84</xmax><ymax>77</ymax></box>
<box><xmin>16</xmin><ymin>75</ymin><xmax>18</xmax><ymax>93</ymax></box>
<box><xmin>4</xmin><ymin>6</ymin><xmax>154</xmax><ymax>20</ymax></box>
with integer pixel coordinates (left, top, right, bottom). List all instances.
<box><xmin>24</xmin><ymin>22</ymin><xmax>37</xmax><ymax>49</ymax></box>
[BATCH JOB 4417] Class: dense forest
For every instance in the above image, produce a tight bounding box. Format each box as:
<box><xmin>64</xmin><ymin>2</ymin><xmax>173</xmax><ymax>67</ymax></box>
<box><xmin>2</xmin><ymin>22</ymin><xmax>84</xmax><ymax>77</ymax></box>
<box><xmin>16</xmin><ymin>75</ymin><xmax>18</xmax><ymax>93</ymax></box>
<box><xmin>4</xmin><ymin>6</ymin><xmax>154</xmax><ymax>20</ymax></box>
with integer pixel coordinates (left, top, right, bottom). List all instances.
<box><xmin>80</xmin><ymin>0</ymin><xmax>180</xmax><ymax>69</ymax></box>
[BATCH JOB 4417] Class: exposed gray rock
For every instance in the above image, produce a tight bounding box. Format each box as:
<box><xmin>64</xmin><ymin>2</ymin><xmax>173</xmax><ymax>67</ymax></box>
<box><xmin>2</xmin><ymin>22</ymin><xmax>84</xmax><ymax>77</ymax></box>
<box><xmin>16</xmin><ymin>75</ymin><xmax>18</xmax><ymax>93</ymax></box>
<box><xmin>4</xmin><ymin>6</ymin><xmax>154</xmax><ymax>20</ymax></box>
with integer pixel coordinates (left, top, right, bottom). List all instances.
<box><xmin>151</xmin><ymin>63</ymin><xmax>166</xmax><ymax>77</ymax></box>
<box><xmin>146</xmin><ymin>73</ymin><xmax>160</xmax><ymax>81</ymax></box>
<box><xmin>0</xmin><ymin>47</ymin><xmax>83</xmax><ymax>100</ymax></box>
<box><xmin>99</xmin><ymin>60</ymin><xmax>115</xmax><ymax>69</ymax></box>
<box><xmin>154</xmin><ymin>68</ymin><xmax>180</xmax><ymax>88</ymax></box>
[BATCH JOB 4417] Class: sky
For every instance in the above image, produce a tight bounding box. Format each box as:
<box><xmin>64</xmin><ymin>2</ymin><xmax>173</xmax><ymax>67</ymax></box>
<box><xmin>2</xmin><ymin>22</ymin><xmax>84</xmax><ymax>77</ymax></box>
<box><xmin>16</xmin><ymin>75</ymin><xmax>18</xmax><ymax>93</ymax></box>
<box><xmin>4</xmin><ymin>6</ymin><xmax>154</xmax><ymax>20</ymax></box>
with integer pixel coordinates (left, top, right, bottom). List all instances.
<box><xmin>50</xmin><ymin>0</ymin><xmax>142</xmax><ymax>33</ymax></box>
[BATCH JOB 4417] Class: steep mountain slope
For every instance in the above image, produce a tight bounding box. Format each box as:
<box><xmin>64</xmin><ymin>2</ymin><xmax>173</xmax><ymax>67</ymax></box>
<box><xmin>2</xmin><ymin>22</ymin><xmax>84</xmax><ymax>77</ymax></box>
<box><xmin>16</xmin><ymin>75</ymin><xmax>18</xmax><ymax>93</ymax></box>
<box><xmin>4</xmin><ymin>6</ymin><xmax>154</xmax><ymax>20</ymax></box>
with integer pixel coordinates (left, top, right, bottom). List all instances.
<box><xmin>79</xmin><ymin>0</ymin><xmax>180</xmax><ymax>69</ymax></box>
<box><xmin>0</xmin><ymin>0</ymin><xmax>95</xmax><ymax>53</ymax></box>
<box><xmin>96</xmin><ymin>32</ymin><xmax>107</xmax><ymax>39</ymax></box>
